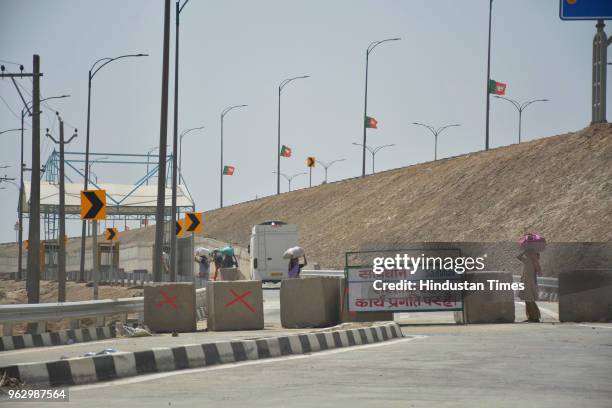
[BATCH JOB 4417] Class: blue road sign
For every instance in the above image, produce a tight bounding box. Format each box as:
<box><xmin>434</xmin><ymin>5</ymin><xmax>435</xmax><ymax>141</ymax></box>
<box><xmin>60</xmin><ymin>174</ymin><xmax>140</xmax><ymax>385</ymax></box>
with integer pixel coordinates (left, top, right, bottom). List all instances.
<box><xmin>560</xmin><ymin>0</ymin><xmax>612</xmax><ymax>21</ymax></box>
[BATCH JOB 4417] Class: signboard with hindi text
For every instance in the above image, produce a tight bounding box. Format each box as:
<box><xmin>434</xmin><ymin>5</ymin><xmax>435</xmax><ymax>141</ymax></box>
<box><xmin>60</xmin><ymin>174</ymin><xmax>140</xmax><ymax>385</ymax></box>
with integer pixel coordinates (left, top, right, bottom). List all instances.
<box><xmin>345</xmin><ymin>248</ymin><xmax>464</xmax><ymax>313</ymax></box>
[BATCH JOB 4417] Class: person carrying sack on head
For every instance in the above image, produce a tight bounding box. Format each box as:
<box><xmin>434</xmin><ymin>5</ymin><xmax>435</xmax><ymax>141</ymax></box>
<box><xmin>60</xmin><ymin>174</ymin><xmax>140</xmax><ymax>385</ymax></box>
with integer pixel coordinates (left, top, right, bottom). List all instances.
<box><xmin>283</xmin><ymin>246</ymin><xmax>307</xmax><ymax>279</ymax></box>
<box><xmin>517</xmin><ymin>233</ymin><xmax>545</xmax><ymax>322</ymax></box>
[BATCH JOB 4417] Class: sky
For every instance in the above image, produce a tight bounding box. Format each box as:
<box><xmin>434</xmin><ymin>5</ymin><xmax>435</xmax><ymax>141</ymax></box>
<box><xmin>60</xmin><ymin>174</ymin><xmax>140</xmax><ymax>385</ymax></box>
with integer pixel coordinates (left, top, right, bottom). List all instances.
<box><xmin>0</xmin><ymin>0</ymin><xmax>608</xmax><ymax>243</ymax></box>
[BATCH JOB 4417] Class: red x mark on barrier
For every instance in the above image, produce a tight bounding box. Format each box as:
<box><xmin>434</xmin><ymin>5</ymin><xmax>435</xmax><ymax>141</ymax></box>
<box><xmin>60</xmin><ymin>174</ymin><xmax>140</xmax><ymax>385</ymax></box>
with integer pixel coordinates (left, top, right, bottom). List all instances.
<box><xmin>156</xmin><ymin>288</ymin><xmax>178</xmax><ymax>309</ymax></box>
<box><xmin>225</xmin><ymin>289</ymin><xmax>255</xmax><ymax>313</ymax></box>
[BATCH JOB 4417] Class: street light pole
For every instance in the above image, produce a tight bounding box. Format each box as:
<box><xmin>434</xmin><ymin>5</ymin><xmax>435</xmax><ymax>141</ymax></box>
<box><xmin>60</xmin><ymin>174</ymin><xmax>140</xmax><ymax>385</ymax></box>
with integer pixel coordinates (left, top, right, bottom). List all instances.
<box><xmin>272</xmin><ymin>171</ymin><xmax>307</xmax><ymax>192</ymax></box>
<box><xmin>220</xmin><ymin>105</ymin><xmax>247</xmax><ymax>208</ymax></box>
<box><xmin>277</xmin><ymin>75</ymin><xmax>309</xmax><ymax>195</ymax></box>
<box><xmin>170</xmin><ymin>0</ymin><xmax>192</xmax><ymax>282</ymax></box>
<box><xmin>485</xmin><ymin>0</ymin><xmax>493</xmax><ymax>151</ymax></box>
<box><xmin>352</xmin><ymin>143</ymin><xmax>395</xmax><ymax>174</ymax></box>
<box><xmin>362</xmin><ymin>38</ymin><xmax>400</xmax><ymax>178</ymax></box>
<box><xmin>412</xmin><ymin>123</ymin><xmax>460</xmax><ymax>161</ymax></box>
<box><xmin>80</xmin><ymin>52</ymin><xmax>147</xmax><ymax>282</ymax></box>
<box><xmin>153</xmin><ymin>0</ymin><xmax>171</xmax><ymax>283</ymax></box>
<box><xmin>316</xmin><ymin>159</ymin><xmax>345</xmax><ymax>183</ymax></box>
<box><xmin>493</xmin><ymin>96</ymin><xmax>549</xmax><ymax>143</ymax></box>
<box><xmin>178</xmin><ymin>126</ymin><xmax>204</xmax><ymax>182</ymax></box>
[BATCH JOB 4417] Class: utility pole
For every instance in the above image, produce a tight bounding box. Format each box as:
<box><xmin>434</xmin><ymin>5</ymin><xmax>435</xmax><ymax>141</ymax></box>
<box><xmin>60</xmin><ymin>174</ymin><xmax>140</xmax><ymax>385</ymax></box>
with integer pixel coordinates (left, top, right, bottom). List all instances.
<box><xmin>1</xmin><ymin>59</ymin><xmax>44</xmax><ymax>301</ymax></box>
<box><xmin>28</xmin><ymin>55</ymin><xmax>41</xmax><ymax>303</ymax></box>
<box><xmin>171</xmin><ymin>0</ymin><xmax>192</xmax><ymax>282</ymax></box>
<box><xmin>46</xmin><ymin>115</ymin><xmax>77</xmax><ymax>302</ymax></box>
<box><xmin>154</xmin><ymin>0</ymin><xmax>172</xmax><ymax>282</ymax></box>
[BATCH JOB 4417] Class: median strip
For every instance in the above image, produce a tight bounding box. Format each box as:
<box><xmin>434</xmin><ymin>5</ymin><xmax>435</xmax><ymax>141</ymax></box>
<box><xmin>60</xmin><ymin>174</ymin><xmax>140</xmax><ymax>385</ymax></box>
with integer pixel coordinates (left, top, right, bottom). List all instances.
<box><xmin>0</xmin><ymin>322</ymin><xmax>403</xmax><ymax>387</ymax></box>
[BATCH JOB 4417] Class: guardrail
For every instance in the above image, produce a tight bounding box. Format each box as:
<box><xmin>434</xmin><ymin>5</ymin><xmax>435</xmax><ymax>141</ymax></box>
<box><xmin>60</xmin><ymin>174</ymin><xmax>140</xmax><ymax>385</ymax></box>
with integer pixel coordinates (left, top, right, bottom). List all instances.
<box><xmin>301</xmin><ymin>269</ymin><xmax>344</xmax><ymax>277</ymax></box>
<box><xmin>0</xmin><ymin>288</ymin><xmax>206</xmax><ymax>336</ymax></box>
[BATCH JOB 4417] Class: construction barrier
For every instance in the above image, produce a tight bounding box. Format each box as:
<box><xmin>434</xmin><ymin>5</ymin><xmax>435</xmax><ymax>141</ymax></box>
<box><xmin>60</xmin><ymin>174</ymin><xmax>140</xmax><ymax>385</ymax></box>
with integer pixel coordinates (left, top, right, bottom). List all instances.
<box><xmin>559</xmin><ymin>269</ymin><xmax>612</xmax><ymax>322</ymax></box>
<box><xmin>207</xmin><ymin>280</ymin><xmax>264</xmax><ymax>331</ymax></box>
<box><xmin>281</xmin><ymin>277</ymin><xmax>341</xmax><ymax>328</ymax></box>
<box><xmin>338</xmin><ymin>277</ymin><xmax>394</xmax><ymax>322</ymax></box>
<box><xmin>144</xmin><ymin>282</ymin><xmax>197</xmax><ymax>333</ymax></box>
<box><xmin>455</xmin><ymin>271</ymin><xmax>515</xmax><ymax>324</ymax></box>
<box><xmin>218</xmin><ymin>267</ymin><xmax>241</xmax><ymax>281</ymax></box>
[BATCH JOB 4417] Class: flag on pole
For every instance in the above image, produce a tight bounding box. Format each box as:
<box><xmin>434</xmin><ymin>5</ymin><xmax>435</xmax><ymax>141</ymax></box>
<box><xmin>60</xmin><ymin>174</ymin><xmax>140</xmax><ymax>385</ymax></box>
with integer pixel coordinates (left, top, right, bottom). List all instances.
<box><xmin>488</xmin><ymin>79</ymin><xmax>506</xmax><ymax>95</ymax></box>
<box><xmin>280</xmin><ymin>145</ymin><xmax>292</xmax><ymax>157</ymax></box>
<box><xmin>223</xmin><ymin>165</ymin><xmax>235</xmax><ymax>176</ymax></box>
<box><xmin>365</xmin><ymin>116</ymin><xmax>378</xmax><ymax>129</ymax></box>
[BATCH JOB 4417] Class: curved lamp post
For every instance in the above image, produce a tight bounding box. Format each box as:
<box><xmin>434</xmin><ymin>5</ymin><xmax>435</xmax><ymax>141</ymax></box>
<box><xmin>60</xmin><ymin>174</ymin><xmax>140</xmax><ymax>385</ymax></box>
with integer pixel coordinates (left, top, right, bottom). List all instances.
<box><xmin>494</xmin><ymin>96</ymin><xmax>548</xmax><ymax>143</ymax></box>
<box><xmin>316</xmin><ymin>158</ymin><xmax>345</xmax><ymax>183</ymax></box>
<box><xmin>277</xmin><ymin>75</ymin><xmax>309</xmax><ymax>194</ymax></box>
<box><xmin>412</xmin><ymin>122</ymin><xmax>460</xmax><ymax>161</ymax></box>
<box><xmin>220</xmin><ymin>105</ymin><xmax>247</xmax><ymax>208</ymax></box>
<box><xmin>352</xmin><ymin>142</ymin><xmax>395</xmax><ymax>174</ymax></box>
<box><xmin>362</xmin><ymin>37</ymin><xmax>400</xmax><ymax>177</ymax></box>
<box><xmin>272</xmin><ymin>171</ymin><xmax>307</xmax><ymax>192</ymax></box>
<box><xmin>79</xmin><ymin>53</ymin><xmax>147</xmax><ymax>282</ymax></box>
<box><xmin>178</xmin><ymin>126</ymin><xmax>204</xmax><ymax>180</ymax></box>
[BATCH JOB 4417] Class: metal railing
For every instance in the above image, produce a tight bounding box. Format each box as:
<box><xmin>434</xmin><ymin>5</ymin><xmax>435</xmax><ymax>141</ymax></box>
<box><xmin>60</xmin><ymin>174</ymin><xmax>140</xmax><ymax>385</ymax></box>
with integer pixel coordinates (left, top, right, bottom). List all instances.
<box><xmin>0</xmin><ymin>288</ymin><xmax>206</xmax><ymax>336</ymax></box>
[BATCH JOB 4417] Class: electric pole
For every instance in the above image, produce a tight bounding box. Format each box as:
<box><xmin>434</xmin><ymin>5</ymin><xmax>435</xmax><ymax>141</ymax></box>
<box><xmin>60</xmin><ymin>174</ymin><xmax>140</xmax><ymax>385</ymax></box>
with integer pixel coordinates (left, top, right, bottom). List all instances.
<box><xmin>46</xmin><ymin>115</ymin><xmax>77</xmax><ymax>302</ymax></box>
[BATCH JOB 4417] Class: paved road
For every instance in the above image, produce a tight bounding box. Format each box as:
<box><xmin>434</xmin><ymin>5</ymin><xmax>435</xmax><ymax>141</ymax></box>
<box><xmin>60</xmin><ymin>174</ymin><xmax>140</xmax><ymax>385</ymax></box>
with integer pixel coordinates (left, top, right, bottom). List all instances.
<box><xmin>11</xmin><ymin>320</ymin><xmax>610</xmax><ymax>408</ymax></box>
<box><xmin>0</xmin><ymin>288</ymin><xmax>559</xmax><ymax>367</ymax></box>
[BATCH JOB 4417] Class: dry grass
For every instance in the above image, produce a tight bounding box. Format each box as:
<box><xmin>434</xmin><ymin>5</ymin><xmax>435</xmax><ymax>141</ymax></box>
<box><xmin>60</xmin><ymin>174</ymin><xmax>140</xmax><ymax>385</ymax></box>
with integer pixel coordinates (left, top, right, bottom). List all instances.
<box><xmin>200</xmin><ymin>125</ymin><xmax>612</xmax><ymax>268</ymax></box>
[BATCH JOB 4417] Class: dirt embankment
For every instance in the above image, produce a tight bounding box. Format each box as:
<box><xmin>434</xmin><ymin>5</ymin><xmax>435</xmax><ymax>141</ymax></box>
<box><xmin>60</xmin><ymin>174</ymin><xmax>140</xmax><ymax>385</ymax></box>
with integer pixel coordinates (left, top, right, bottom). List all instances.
<box><xmin>199</xmin><ymin>125</ymin><xmax>612</xmax><ymax>268</ymax></box>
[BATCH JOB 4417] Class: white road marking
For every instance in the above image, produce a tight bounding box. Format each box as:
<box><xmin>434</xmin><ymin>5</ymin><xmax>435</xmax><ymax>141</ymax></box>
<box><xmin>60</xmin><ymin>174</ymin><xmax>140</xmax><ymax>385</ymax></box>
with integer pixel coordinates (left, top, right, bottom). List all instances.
<box><xmin>71</xmin><ymin>335</ymin><xmax>427</xmax><ymax>392</ymax></box>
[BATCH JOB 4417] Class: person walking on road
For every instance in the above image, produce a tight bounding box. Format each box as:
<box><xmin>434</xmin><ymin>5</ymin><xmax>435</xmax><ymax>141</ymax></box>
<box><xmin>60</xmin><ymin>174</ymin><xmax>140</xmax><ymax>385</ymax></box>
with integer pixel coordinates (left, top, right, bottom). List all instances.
<box><xmin>288</xmin><ymin>254</ymin><xmax>307</xmax><ymax>279</ymax></box>
<box><xmin>195</xmin><ymin>253</ymin><xmax>210</xmax><ymax>281</ymax></box>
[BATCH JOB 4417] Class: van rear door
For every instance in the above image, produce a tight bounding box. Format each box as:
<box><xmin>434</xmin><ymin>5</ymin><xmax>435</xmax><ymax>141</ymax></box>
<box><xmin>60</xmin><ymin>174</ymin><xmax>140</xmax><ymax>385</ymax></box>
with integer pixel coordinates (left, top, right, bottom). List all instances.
<box><xmin>264</xmin><ymin>231</ymin><xmax>298</xmax><ymax>280</ymax></box>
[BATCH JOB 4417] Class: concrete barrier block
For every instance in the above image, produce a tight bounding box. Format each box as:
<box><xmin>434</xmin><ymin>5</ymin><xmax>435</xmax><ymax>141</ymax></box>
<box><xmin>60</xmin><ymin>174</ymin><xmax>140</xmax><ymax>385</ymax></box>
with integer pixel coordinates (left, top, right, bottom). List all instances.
<box><xmin>219</xmin><ymin>267</ymin><xmax>241</xmax><ymax>281</ymax></box>
<box><xmin>338</xmin><ymin>278</ymin><xmax>394</xmax><ymax>323</ymax></box>
<box><xmin>559</xmin><ymin>269</ymin><xmax>612</xmax><ymax>322</ymax></box>
<box><xmin>458</xmin><ymin>271</ymin><xmax>515</xmax><ymax>324</ymax></box>
<box><xmin>207</xmin><ymin>280</ymin><xmax>264</xmax><ymax>331</ymax></box>
<box><xmin>281</xmin><ymin>277</ymin><xmax>341</xmax><ymax>328</ymax></box>
<box><xmin>144</xmin><ymin>282</ymin><xmax>197</xmax><ymax>333</ymax></box>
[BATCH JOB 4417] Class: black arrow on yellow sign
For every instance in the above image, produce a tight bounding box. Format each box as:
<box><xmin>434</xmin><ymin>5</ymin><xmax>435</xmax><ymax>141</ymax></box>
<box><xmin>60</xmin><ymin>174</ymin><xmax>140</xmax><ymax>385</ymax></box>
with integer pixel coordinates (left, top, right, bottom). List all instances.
<box><xmin>185</xmin><ymin>212</ymin><xmax>203</xmax><ymax>233</ymax></box>
<box><xmin>81</xmin><ymin>190</ymin><xmax>106</xmax><ymax>220</ymax></box>
<box><xmin>176</xmin><ymin>219</ymin><xmax>184</xmax><ymax>237</ymax></box>
<box><xmin>105</xmin><ymin>227</ymin><xmax>118</xmax><ymax>241</ymax></box>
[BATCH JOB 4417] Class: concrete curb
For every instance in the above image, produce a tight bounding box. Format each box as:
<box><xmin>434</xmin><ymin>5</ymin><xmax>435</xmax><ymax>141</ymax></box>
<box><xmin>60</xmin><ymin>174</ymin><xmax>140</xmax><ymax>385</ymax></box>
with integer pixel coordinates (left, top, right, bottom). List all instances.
<box><xmin>0</xmin><ymin>326</ymin><xmax>117</xmax><ymax>352</ymax></box>
<box><xmin>1</xmin><ymin>322</ymin><xmax>402</xmax><ymax>387</ymax></box>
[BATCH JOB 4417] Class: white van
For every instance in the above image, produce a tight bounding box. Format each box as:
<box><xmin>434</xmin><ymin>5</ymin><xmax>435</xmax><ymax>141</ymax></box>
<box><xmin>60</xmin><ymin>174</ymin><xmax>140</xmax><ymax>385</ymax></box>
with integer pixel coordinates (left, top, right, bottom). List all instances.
<box><xmin>249</xmin><ymin>221</ymin><xmax>298</xmax><ymax>282</ymax></box>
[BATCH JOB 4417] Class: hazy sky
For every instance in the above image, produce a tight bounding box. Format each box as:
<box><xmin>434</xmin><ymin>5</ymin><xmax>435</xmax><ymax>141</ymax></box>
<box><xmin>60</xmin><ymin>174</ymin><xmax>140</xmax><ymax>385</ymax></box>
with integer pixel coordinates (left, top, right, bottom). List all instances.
<box><xmin>0</xmin><ymin>0</ymin><xmax>607</xmax><ymax>243</ymax></box>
